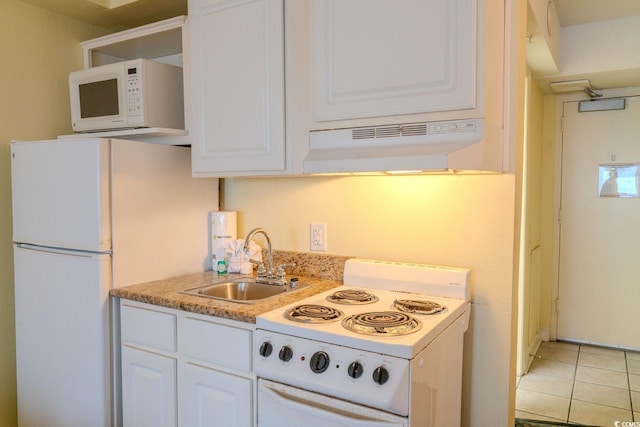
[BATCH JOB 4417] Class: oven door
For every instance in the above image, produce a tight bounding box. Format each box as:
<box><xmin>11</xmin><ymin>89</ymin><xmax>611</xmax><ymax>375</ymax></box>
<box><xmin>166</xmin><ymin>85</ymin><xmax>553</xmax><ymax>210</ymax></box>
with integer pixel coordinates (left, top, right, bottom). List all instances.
<box><xmin>258</xmin><ymin>379</ymin><xmax>408</xmax><ymax>427</ymax></box>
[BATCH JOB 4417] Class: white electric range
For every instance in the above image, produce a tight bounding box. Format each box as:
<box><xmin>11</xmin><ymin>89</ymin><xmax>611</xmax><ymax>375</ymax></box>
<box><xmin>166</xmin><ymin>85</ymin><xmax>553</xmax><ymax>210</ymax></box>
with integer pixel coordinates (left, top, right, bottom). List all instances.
<box><xmin>254</xmin><ymin>259</ymin><xmax>471</xmax><ymax>427</ymax></box>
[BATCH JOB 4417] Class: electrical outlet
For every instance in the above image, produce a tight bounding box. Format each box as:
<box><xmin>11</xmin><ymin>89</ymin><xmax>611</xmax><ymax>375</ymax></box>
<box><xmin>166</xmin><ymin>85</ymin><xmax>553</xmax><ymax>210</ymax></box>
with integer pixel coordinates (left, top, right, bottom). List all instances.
<box><xmin>310</xmin><ymin>223</ymin><xmax>326</xmax><ymax>251</ymax></box>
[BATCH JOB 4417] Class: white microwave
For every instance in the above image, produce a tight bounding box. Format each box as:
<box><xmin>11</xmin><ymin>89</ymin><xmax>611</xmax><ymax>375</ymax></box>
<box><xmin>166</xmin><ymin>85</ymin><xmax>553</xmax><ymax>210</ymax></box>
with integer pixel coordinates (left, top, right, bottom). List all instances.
<box><xmin>69</xmin><ymin>59</ymin><xmax>184</xmax><ymax>133</ymax></box>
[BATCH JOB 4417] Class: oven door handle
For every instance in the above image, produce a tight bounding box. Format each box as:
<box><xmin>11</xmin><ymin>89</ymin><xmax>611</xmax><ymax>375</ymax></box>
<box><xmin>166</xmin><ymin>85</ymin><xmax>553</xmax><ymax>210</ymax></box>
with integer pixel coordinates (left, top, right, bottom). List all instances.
<box><xmin>260</xmin><ymin>384</ymin><xmax>403</xmax><ymax>426</ymax></box>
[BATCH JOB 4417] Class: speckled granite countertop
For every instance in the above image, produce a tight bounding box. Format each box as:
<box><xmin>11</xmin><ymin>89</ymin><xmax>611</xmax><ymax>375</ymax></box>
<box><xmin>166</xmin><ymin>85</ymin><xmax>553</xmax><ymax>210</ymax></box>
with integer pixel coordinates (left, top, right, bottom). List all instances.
<box><xmin>110</xmin><ymin>251</ymin><xmax>352</xmax><ymax>323</ymax></box>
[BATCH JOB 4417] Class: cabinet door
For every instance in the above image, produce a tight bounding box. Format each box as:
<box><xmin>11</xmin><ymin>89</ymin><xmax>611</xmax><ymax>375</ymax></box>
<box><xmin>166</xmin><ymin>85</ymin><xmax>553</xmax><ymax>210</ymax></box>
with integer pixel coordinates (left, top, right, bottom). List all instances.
<box><xmin>189</xmin><ymin>0</ymin><xmax>285</xmax><ymax>175</ymax></box>
<box><xmin>122</xmin><ymin>347</ymin><xmax>177</xmax><ymax>427</ymax></box>
<box><xmin>182</xmin><ymin>364</ymin><xmax>253</xmax><ymax>427</ymax></box>
<box><xmin>312</xmin><ymin>0</ymin><xmax>477</xmax><ymax>121</ymax></box>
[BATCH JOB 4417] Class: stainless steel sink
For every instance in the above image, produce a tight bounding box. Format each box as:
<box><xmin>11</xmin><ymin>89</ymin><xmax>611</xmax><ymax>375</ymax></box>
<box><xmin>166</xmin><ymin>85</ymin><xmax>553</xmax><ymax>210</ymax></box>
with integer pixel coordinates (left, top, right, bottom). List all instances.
<box><xmin>182</xmin><ymin>279</ymin><xmax>308</xmax><ymax>304</ymax></box>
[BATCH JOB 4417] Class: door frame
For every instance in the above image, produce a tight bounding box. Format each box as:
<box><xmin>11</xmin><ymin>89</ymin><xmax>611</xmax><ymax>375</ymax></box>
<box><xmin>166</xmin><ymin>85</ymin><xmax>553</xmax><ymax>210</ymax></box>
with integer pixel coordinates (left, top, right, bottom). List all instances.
<box><xmin>550</xmin><ymin>86</ymin><xmax>640</xmax><ymax>341</ymax></box>
<box><xmin>517</xmin><ymin>72</ymin><xmax>542</xmax><ymax>376</ymax></box>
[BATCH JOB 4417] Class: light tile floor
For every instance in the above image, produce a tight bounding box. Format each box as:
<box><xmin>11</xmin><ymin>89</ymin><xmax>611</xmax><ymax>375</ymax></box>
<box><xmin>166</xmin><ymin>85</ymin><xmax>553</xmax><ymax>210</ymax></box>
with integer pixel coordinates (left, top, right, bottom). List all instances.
<box><xmin>516</xmin><ymin>341</ymin><xmax>640</xmax><ymax>426</ymax></box>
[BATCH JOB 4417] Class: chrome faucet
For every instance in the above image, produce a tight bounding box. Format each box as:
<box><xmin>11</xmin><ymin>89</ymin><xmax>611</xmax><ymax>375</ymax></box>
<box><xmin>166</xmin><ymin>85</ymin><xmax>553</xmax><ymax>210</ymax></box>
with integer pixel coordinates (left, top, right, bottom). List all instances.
<box><xmin>243</xmin><ymin>228</ymin><xmax>295</xmax><ymax>286</ymax></box>
<box><xmin>243</xmin><ymin>227</ymin><xmax>273</xmax><ymax>278</ymax></box>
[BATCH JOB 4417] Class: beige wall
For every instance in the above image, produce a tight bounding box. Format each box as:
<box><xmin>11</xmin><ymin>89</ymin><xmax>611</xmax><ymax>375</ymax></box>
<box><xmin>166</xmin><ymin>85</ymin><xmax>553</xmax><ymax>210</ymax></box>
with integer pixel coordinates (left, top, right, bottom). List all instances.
<box><xmin>0</xmin><ymin>2</ymin><xmax>107</xmax><ymax>424</ymax></box>
<box><xmin>223</xmin><ymin>173</ymin><xmax>517</xmax><ymax>426</ymax></box>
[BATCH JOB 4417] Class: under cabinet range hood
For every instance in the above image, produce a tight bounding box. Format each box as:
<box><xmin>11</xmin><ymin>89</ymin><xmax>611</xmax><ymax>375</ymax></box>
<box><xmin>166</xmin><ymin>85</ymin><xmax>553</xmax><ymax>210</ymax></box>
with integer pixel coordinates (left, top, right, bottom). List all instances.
<box><xmin>303</xmin><ymin>118</ymin><xmax>484</xmax><ymax>174</ymax></box>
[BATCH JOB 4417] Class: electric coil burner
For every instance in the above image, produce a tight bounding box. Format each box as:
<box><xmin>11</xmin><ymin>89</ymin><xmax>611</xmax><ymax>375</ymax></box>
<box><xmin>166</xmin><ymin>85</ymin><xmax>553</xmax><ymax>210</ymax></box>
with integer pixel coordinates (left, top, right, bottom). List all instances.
<box><xmin>326</xmin><ymin>288</ymin><xmax>379</xmax><ymax>305</ymax></box>
<box><xmin>284</xmin><ymin>304</ymin><xmax>343</xmax><ymax>323</ymax></box>
<box><xmin>393</xmin><ymin>298</ymin><xmax>446</xmax><ymax>315</ymax></box>
<box><xmin>255</xmin><ymin>259</ymin><xmax>471</xmax><ymax>427</ymax></box>
<box><xmin>341</xmin><ymin>311</ymin><xmax>422</xmax><ymax>336</ymax></box>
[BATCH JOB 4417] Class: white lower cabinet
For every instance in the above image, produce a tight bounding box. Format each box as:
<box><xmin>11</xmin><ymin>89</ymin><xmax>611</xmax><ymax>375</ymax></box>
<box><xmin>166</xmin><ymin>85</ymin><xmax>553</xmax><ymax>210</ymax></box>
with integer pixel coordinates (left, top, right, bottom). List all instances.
<box><xmin>182</xmin><ymin>364</ymin><xmax>253</xmax><ymax>427</ymax></box>
<box><xmin>122</xmin><ymin>347</ymin><xmax>178</xmax><ymax>427</ymax></box>
<box><xmin>119</xmin><ymin>300</ymin><xmax>255</xmax><ymax>427</ymax></box>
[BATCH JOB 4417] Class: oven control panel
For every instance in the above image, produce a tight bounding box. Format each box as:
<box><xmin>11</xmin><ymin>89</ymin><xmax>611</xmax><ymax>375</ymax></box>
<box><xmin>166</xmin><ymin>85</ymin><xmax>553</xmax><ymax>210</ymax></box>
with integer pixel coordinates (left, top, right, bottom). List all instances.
<box><xmin>254</xmin><ymin>329</ymin><xmax>410</xmax><ymax>416</ymax></box>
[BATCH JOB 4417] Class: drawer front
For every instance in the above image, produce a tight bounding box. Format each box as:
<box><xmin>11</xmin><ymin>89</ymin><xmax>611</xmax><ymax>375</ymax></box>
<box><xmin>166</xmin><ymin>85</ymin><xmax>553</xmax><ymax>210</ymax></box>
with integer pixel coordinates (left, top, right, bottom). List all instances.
<box><xmin>183</xmin><ymin>317</ymin><xmax>252</xmax><ymax>373</ymax></box>
<box><xmin>121</xmin><ymin>303</ymin><xmax>177</xmax><ymax>353</ymax></box>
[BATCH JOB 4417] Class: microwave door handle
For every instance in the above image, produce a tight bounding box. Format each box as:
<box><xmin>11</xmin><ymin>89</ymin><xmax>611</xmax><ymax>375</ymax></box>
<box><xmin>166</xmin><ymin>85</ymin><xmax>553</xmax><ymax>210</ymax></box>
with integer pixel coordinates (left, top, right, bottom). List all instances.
<box><xmin>260</xmin><ymin>384</ymin><xmax>402</xmax><ymax>426</ymax></box>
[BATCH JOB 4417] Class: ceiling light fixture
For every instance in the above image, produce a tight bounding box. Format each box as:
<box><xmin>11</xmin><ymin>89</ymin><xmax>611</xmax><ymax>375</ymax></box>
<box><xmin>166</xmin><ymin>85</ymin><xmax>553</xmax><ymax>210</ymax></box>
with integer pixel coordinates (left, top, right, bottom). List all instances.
<box><xmin>87</xmin><ymin>0</ymin><xmax>139</xmax><ymax>9</ymax></box>
<box><xmin>550</xmin><ymin>78</ymin><xmax>604</xmax><ymax>99</ymax></box>
<box><xmin>549</xmin><ymin>79</ymin><xmax>592</xmax><ymax>93</ymax></box>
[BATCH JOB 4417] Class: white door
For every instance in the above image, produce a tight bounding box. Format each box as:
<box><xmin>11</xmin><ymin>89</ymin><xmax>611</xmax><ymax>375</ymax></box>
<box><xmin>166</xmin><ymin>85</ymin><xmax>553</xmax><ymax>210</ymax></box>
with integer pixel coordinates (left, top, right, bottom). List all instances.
<box><xmin>11</xmin><ymin>139</ymin><xmax>110</xmax><ymax>252</ymax></box>
<box><xmin>557</xmin><ymin>94</ymin><xmax>640</xmax><ymax>349</ymax></box>
<box><xmin>14</xmin><ymin>245</ymin><xmax>112</xmax><ymax>427</ymax></box>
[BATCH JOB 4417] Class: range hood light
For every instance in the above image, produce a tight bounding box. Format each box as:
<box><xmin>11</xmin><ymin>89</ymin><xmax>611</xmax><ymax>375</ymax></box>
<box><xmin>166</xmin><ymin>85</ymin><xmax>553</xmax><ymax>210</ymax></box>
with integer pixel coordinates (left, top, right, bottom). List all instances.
<box><xmin>307</xmin><ymin>172</ymin><xmax>353</xmax><ymax>176</ymax></box>
<box><xmin>384</xmin><ymin>170</ymin><xmax>425</xmax><ymax>175</ymax></box>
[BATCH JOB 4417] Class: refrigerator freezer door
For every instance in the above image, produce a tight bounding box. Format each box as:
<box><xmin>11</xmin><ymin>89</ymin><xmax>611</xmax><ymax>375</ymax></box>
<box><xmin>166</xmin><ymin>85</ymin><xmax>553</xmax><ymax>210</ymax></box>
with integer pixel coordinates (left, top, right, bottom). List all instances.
<box><xmin>14</xmin><ymin>244</ymin><xmax>112</xmax><ymax>427</ymax></box>
<box><xmin>11</xmin><ymin>138</ymin><xmax>111</xmax><ymax>252</ymax></box>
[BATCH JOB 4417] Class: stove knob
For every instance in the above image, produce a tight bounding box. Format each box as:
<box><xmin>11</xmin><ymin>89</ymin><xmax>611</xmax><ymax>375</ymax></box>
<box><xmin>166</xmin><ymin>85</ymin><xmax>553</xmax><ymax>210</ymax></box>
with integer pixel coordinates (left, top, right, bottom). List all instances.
<box><xmin>347</xmin><ymin>361</ymin><xmax>364</xmax><ymax>379</ymax></box>
<box><xmin>309</xmin><ymin>351</ymin><xmax>330</xmax><ymax>373</ymax></box>
<box><xmin>372</xmin><ymin>366</ymin><xmax>389</xmax><ymax>385</ymax></box>
<box><xmin>259</xmin><ymin>341</ymin><xmax>273</xmax><ymax>358</ymax></box>
<box><xmin>279</xmin><ymin>345</ymin><xmax>293</xmax><ymax>362</ymax></box>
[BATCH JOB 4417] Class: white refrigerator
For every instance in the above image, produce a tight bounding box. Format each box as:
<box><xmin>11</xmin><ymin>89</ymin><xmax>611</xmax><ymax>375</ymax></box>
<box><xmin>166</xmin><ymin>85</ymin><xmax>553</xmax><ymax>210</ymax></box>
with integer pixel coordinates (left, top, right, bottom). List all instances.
<box><xmin>11</xmin><ymin>138</ymin><xmax>218</xmax><ymax>427</ymax></box>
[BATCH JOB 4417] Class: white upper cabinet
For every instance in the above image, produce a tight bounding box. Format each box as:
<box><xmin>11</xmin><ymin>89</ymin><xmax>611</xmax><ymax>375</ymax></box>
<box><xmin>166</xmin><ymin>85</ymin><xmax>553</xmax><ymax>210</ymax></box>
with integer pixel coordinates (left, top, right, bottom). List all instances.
<box><xmin>80</xmin><ymin>17</ymin><xmax>185</xmax><ymax>69</ymax></box>
<box><xmin>189</xmin><ymin>0</ymin><xmax>286</xmax><ymax>176</ymax></box>
<box><xmin>311</xmin><ymin>0</ymin><xmax>477</xmax><ymax>122</ymax></box>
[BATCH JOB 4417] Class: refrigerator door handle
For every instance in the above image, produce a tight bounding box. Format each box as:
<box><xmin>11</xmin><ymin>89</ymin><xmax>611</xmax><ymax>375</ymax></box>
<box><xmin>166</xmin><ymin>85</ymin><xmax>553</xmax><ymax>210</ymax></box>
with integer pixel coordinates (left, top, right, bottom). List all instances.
<box><xmin>15</xmin><ymin>243</ymin><xmax>112</xmax><ymax>257</ymax></box>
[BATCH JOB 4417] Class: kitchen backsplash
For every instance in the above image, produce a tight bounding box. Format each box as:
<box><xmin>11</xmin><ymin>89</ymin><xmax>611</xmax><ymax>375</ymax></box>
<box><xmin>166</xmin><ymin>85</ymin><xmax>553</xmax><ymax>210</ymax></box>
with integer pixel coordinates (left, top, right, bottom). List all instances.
<box><xmin>269</xmin><ymin>250</ymin><xmax>352</xmax><ymax>282</ymax></box>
